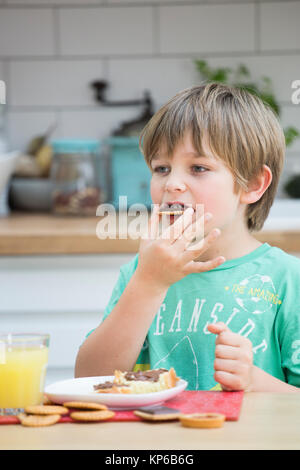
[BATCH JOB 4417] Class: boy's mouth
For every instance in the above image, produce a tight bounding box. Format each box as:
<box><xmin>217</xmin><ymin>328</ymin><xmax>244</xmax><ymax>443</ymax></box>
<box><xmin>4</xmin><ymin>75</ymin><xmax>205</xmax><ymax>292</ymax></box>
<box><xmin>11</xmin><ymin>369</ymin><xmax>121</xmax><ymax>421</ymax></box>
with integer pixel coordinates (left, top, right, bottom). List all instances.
<box><xmin>158</xmin><ymin>202</ymin><xmax>193</xmax><ymax>215</ymax></box>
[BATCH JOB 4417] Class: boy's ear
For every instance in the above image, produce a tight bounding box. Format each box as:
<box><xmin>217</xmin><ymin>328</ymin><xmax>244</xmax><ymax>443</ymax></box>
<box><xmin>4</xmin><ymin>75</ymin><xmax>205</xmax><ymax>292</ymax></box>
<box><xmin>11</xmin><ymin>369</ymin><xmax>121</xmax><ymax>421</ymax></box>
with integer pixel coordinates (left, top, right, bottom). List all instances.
<box><xmin>240</xmin><ymin>165</ymin><xmax>273</xmax><ymax>205</ymax></box>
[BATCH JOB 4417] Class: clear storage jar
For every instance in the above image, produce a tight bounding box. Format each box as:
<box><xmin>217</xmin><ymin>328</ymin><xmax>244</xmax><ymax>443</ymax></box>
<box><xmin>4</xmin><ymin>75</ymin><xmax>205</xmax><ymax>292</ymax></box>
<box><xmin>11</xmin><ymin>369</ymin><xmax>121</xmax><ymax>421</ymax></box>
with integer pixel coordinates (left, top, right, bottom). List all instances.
<box><xmin>50</xmin><ymin>139</ymin><xmax>102</xmax><ymax>216</ymax></box>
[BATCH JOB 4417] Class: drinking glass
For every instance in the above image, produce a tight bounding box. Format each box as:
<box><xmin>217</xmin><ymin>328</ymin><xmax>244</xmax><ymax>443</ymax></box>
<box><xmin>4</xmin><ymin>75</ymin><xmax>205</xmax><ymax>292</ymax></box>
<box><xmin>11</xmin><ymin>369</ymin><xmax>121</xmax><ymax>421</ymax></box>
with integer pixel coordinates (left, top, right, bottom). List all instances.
<box><xmin>0</xmin><ymin>333</ymin><xmax>50</xmax><ymax>415</ymax></box>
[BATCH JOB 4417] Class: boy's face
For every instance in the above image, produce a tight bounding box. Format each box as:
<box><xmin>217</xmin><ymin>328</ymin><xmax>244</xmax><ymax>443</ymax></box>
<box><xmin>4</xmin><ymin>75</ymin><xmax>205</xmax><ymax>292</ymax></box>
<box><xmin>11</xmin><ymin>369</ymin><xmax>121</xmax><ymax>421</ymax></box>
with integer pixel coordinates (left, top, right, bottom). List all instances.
<box><xmin>150</xmin><ymin>132</ymin><xmax>245</xmax><ymax>235</ymax></box>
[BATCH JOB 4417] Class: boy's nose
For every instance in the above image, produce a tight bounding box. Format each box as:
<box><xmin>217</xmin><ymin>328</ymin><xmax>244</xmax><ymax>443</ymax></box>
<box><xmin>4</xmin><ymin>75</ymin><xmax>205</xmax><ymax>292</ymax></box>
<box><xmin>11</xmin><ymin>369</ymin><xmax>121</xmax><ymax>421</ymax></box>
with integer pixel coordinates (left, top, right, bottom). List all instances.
<box><xmin>165</xmin><ymin>174</ymin><xmax>186</xmax><ymax>193</ymax></box>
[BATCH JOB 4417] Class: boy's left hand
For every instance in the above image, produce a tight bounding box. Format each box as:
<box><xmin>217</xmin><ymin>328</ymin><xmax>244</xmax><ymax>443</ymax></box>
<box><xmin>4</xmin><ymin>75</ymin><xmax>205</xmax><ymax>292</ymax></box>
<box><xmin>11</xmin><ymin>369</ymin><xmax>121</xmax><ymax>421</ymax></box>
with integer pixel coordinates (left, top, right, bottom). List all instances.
<box><xmin>207</xmin><ymin>322</ymin><xmax>253</xmax><ymax>392</ymax></box>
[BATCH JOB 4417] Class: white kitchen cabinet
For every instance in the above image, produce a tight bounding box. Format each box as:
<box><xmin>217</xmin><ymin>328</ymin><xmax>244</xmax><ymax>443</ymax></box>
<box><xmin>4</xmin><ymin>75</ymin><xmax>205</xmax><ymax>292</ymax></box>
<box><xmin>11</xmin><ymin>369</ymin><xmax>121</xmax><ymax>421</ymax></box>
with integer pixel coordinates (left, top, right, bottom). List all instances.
<box><xmin>0</xmin><ymin>253</ymin><xmax>133</xmax><ymax>385</ymax></box>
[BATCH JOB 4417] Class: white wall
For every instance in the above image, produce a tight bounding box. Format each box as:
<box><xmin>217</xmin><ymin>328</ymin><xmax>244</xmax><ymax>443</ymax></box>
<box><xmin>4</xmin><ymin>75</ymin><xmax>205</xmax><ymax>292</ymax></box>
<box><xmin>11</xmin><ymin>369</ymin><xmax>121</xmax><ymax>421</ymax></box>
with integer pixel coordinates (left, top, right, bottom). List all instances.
<box><xmin>0</xmin><ymin>0</ymin><xmax>299</xmax><ymax>195</ymax></box>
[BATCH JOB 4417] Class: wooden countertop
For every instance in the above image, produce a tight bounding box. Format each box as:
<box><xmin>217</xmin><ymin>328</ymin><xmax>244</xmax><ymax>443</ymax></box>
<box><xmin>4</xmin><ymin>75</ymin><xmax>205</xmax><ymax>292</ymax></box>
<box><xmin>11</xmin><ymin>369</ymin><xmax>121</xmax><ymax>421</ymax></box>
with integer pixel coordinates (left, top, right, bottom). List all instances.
<box><xmin>0</xmin><ymin>212</ymin><xmax>299</xmax><ymax>256</ymax></box>
<box><xmin>0</xmin><ymin>212</ymin><xmax>138</xmax><ymax>255</ymax></box>
<box><xmin>1</xmin><ymin>393</ymin><xmax>300</xmax><ymax>450</ymax></box>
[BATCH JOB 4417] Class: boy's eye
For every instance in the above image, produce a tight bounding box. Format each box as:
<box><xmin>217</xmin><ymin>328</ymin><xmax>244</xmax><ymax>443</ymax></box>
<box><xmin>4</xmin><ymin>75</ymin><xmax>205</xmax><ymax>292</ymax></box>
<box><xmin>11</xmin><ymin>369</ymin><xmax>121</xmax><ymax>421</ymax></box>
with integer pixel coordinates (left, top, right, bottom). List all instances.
<box><xmin>153</xmin><ymin>165</ymin><xmax>168</xmax><ymax>173</ymax></box>
<box><xmin>192</xmin><ymin>165</ymin><xmax>207</xmax><ymax>173</ymax></box>
<box><xmin>153</xmin><ymin>165</ymin><xmax>207</xmax><ymax>173</ymax></box>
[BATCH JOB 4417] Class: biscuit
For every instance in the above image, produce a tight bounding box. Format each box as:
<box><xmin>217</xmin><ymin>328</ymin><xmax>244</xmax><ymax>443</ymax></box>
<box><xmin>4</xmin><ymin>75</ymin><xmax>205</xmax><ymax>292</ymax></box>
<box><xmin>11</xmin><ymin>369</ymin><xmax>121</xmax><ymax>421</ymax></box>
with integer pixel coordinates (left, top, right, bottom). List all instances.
<box><xmin>63</xmin><ymin>401</ymin><xmax>108</xmax><ymax>411</ymax></box>
<box><xmin>158</xmin><ymin>210</ymin><xmax>184</xmax><ymax>216</ymax></box>
<box><xmin>70</xmin><ymin>410</ymin><xmax>115</xmax><ymax>422</ymax></box>
<box><xmin>134</xmin><ymin>410</ymin><xmax>180</xmax><ymax>422</ymax></box>
<box><xmin>24</xmin><ymin>405</ymin><xmax>69</xmax><ymax>415</ymax></box>
<box><xmin>179</xmin><ymin>413</ymin><xmax>225</xmax><ymax>429</ymax></box>
<box><xmin>158</xmin><ymin>202</ymin><xmax>189</xmax><ymax>216</ymax></box>
<box><xmin>18</xmin><ymin>413</ymin><xmax>61</xmax><ymax>427</ymax></box>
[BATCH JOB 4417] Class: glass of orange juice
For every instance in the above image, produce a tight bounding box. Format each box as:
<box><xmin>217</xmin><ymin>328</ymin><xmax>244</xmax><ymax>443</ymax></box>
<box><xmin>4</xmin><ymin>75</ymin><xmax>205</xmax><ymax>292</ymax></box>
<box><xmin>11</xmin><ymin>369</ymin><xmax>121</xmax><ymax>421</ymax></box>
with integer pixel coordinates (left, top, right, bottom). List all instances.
<box><xmin>0</xmin><ymin>333</ymin><xmax>50</xmax><ymax>415</ymax></box>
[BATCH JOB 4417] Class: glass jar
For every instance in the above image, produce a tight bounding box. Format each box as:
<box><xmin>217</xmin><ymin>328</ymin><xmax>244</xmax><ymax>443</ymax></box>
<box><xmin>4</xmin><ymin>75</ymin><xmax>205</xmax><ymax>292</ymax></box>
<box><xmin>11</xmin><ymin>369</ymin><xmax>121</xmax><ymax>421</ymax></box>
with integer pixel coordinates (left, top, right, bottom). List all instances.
<box><xmin>50</xmin><ymin>139</ymin><xmax>102</xmax><ymax>216</ymax></box>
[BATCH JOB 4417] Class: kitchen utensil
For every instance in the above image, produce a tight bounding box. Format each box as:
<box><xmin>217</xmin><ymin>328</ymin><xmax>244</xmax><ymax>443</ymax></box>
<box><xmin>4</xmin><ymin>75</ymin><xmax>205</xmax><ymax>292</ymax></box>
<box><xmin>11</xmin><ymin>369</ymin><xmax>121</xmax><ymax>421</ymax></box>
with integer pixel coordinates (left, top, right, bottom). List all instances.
<box><xmin>9</xmin><ymin>177</ymin><xmax>53</xmax><ymax>212</ymax></box>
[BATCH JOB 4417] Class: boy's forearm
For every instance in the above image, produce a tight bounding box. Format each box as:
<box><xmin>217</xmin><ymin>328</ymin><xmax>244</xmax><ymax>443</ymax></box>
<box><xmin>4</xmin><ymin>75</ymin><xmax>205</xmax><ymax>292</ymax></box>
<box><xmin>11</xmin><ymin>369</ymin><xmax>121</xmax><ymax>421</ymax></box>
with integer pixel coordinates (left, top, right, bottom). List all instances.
<box><xmin>250</xmin><ymin>366</ymin><xmax>300</xmax><ymax>393</ymax></box>
<box><xmin>75</xmin><ymin>271</ymin><xmax>168</xmax><ymax>377</ymax></box>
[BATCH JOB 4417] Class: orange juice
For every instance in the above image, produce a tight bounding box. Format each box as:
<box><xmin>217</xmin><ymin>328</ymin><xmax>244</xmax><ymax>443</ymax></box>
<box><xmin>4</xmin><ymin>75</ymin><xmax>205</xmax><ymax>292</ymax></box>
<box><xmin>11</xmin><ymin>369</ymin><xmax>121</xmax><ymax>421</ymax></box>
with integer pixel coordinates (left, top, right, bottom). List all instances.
<box><xmin>0</xmin><ymin>334</ymin><xmax>49</xmax><ymax>413</ymax></box>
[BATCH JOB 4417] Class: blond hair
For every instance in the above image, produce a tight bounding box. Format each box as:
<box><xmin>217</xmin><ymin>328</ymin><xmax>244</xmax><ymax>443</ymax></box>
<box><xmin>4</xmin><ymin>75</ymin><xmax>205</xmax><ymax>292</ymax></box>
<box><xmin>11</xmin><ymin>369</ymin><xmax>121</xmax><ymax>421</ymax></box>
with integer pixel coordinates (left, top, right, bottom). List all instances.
<box><xmin>140</xmin><ymin>82</ymin><xmax>285</xmax><ymax>232</ymax></box>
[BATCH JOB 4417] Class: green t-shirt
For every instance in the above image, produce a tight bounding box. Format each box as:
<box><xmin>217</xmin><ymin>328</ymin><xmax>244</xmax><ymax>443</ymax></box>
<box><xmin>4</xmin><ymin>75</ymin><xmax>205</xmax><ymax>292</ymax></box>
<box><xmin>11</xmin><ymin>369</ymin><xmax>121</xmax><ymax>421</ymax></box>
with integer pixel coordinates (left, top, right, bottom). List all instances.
<box><xmin>91</xmin><ymin>243</ymin><xmax>300</xmax><ymax>390</ymax></box>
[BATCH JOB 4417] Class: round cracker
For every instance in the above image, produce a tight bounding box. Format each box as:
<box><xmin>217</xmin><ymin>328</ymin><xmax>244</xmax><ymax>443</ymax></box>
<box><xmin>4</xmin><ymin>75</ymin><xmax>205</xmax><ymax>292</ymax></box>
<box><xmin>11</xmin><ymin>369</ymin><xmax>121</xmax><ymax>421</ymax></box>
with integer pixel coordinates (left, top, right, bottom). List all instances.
<box><xmin>179</xmin><ymin>413</ymin><xmax>225</xmax><ymax>429</ymax></box>
<box><xmin>158</xmin><ymin>210</ymin><xmax>184</xmax><ymax>215</ymax></box>
<box><xmin>133</xmin><ymin>410</ymin><xmax>180</xmax><ymax>421</ymax></box>
<box><xmin>70</xmin><ymin>410</ymin><xmax>115</xmax><ymax>422</ymax></box>
<box><xmin>24</xmin><ymin>405</ymin><xmax>69</xmax><ymax>415</ymax></box>
<box><xmin>18</xmin><ymin>413</ymin><xmax>61</xmax><ymax>427</ymax></box>
<box><xmin>63</xmin><ymin>401</ymin><xmax>107</xmax><ymax>411</ymax></box>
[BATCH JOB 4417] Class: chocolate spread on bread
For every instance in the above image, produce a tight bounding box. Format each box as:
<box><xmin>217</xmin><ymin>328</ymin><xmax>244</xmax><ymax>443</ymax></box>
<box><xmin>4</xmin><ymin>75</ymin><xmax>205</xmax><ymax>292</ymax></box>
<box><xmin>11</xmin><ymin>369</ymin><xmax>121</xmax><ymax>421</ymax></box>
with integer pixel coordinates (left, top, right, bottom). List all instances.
<box><xmin>124</xmin><ymin>369</ymin><xmax>168</xmax><ymax>382</ymax></box>
<box><xmin>93</xmin><ymin>381</ymin><xmax>127</xmax><ymax>391</ymax></box>
<box><xmin>93</xmin><ymin>368</ymin><xmax>168</xmax><ymax>390</ymax></box>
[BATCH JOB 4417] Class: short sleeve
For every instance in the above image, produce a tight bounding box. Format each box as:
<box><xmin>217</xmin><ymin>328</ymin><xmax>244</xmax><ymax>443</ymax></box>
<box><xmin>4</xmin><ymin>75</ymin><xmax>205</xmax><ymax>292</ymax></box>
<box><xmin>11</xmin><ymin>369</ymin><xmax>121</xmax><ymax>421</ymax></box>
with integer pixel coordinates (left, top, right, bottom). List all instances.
<box><xmin>85</xmin><ymin>255</ymin><xmax>139</xmax><ymax>339</ymax></box>
<box><xmin>271</xmin><ymin>250</ymin><xmax>300</xmax><ymax>388</ymax></box>
<box><xmin>102</xmin><ymin>269</ymin><xmax>127</xmax><ymax>323</ymax></box>
<box><xmin>280</xmin><ymin>313</ymin><xmax>300</xmax><ymax>387</ymax></box>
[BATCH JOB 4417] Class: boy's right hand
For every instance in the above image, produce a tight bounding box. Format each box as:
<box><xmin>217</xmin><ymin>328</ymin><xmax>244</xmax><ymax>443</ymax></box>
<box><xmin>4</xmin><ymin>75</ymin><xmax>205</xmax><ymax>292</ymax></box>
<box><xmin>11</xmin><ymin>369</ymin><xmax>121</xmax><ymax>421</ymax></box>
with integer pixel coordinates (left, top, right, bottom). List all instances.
<box><xmin>135</xmin><ymin>205</ymin><xmax>226</xmax><ymax>291</ymax></box>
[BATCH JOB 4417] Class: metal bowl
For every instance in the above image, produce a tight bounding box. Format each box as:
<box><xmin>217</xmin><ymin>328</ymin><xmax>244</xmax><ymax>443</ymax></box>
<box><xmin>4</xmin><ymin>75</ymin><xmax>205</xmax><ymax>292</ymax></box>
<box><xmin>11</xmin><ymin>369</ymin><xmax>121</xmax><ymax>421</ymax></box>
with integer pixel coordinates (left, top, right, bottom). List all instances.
<box><xmin>9</xmin><ymin>177</ymin><xmax>53</xmax><ymax>212</ymax></box>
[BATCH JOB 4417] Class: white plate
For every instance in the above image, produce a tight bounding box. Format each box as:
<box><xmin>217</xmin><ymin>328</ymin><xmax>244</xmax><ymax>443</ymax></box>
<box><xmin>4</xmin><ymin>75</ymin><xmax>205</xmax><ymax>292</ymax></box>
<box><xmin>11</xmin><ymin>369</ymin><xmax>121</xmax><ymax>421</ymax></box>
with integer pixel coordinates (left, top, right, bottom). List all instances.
<box><xmin>44</xmin><ymin>376</ymin><xmax>188</xmax><ymax>410</ymax></box>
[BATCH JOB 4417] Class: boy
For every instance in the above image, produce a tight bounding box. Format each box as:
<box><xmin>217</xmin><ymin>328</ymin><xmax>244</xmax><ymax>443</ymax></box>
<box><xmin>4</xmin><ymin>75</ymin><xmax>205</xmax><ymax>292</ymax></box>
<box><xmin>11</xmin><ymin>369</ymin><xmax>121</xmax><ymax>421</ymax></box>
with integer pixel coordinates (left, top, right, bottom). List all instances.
<box><xmin>75</xmin><ymin>83</ymin><xmax>300</xmax><ymax>392</ymax></box>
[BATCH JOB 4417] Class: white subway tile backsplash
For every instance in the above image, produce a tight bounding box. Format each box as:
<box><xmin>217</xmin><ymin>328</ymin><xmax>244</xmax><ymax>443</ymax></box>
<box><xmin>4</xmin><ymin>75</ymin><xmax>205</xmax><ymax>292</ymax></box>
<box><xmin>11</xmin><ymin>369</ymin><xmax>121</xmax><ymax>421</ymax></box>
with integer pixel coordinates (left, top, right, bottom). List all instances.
<box><xmin>108</xmin><ymin>0</ymin><xmax>196</xmax><ymax>3</ymax></box>
<box><xmin>108</xmin><ymin>54</ymin><xmax>300</xmax><ymax>107</ymax></box>
<box><xmin>108</xmin><ymin>57</ymin><xmax>198</xmax><ymax>109</ymax></box>
<box><xmin>245</xmin><ymin>56</ymin><xmax>300</xmax><ymax>104</ymax></box>
<box><xmin>1</xmin><ymin>0</ymin><xmax>299</xmax><ymax>154</ymax></box>
<box><xmin>0</xmin><ymin>9</ymin><xmax>55</xmax><ymax>57</ymax></box>
<box><xmin>192</xmin><ymin>54</ymin><xmax>300</xmax><ymax>103</ymax></box>
<box><xmin>159</xmin><ymin>4</ymin><xmax>255</xmax><ymax>54</ymax></box>
<box><xmin>10</xmin><ymin>60</ymin><xmax>103</xmax><ymax>106</ymax></box>
<box><xmin>108</xmin><ymin>0</ymin><xmax>247</xmax><ymax>3</ymax></box>
<box><xmin>60</xmin><ymin>107</ymin><xmax>140</xmax><ymax>139</ymax></box>
<box><xmin>6</xmin><ymin>0</ymin><xmax>102</xmax><ymax>4</ymax></box>
<box><xmin>281</xmin><ymin>105</ymin><xmax>300</xmax><ymax>152</ymax></box>
<box><xmin>7</xmin><ymin>110</ymin><xmax>59</xmax><ymax>151</ymax></box>
<box><xmin>260</xmin><ymin>2</ymin><xmax>300</xmax><ymax>51</ymax></box>
<box><xmin>0</xmin><ymin>62</ymin><xmax>4</xmax><ymax>81</ymax></box>
<box><xmin>58</xmin><ymin>7</ymin><xmax>154</xmax><ymax>56</ymax></box>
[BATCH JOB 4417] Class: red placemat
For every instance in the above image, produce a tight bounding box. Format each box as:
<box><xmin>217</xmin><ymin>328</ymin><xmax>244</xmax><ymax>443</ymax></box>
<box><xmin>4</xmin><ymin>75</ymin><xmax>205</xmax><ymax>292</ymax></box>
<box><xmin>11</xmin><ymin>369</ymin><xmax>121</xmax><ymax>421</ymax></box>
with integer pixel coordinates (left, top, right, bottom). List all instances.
<box><xmin>0</xmin><ymin>390</ymin><xmax>243</xmax><ymax>424</ymax></box>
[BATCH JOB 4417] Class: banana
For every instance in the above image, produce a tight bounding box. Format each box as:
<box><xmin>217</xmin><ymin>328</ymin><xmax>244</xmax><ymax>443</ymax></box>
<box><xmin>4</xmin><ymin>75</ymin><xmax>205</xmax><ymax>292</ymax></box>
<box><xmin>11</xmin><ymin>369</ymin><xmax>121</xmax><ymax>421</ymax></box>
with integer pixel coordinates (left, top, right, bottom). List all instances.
<box><xmin>35</xmin><ymin>145</ymin><xmax>52</xmax><ymax>177</ymax></box>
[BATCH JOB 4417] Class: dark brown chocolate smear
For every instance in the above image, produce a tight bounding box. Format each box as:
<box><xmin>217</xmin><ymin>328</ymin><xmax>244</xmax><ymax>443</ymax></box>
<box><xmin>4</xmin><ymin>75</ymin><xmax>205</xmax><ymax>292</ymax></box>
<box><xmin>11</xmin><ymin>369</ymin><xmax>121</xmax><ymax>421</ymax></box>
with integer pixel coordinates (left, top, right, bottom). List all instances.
<box><xmin>93</xmin><ymin>368</ymin><xmax>169</xmax><ymax>390</ymax></box>
<box><xmin>124</xmin><ymin>368</ymin><xmax>168</xmax><ymax>382</ymax></box>
<box><xmin>93</xmin><ymin>381</ymin><xmax>128</xmax><ymax>390</ymax></box>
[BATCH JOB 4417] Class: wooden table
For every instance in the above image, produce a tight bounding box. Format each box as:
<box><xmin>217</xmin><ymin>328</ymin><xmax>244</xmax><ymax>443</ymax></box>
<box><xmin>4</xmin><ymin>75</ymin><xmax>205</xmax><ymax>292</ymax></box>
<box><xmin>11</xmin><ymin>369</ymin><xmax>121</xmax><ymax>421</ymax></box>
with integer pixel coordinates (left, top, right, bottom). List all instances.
<box><xmin>1</xmin><ymin>393</ymin><xmax>300</xmax><ymax>450</ymax></box>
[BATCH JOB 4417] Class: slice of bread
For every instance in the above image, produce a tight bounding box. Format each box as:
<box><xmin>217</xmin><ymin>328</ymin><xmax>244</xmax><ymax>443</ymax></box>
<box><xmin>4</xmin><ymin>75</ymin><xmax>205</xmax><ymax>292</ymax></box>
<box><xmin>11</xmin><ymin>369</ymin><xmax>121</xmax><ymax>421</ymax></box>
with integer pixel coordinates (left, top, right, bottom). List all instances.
<box><xmin>94</xmin><ymin>368</ymin><xmax>178</xmax><ymax>394</ymax></box>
